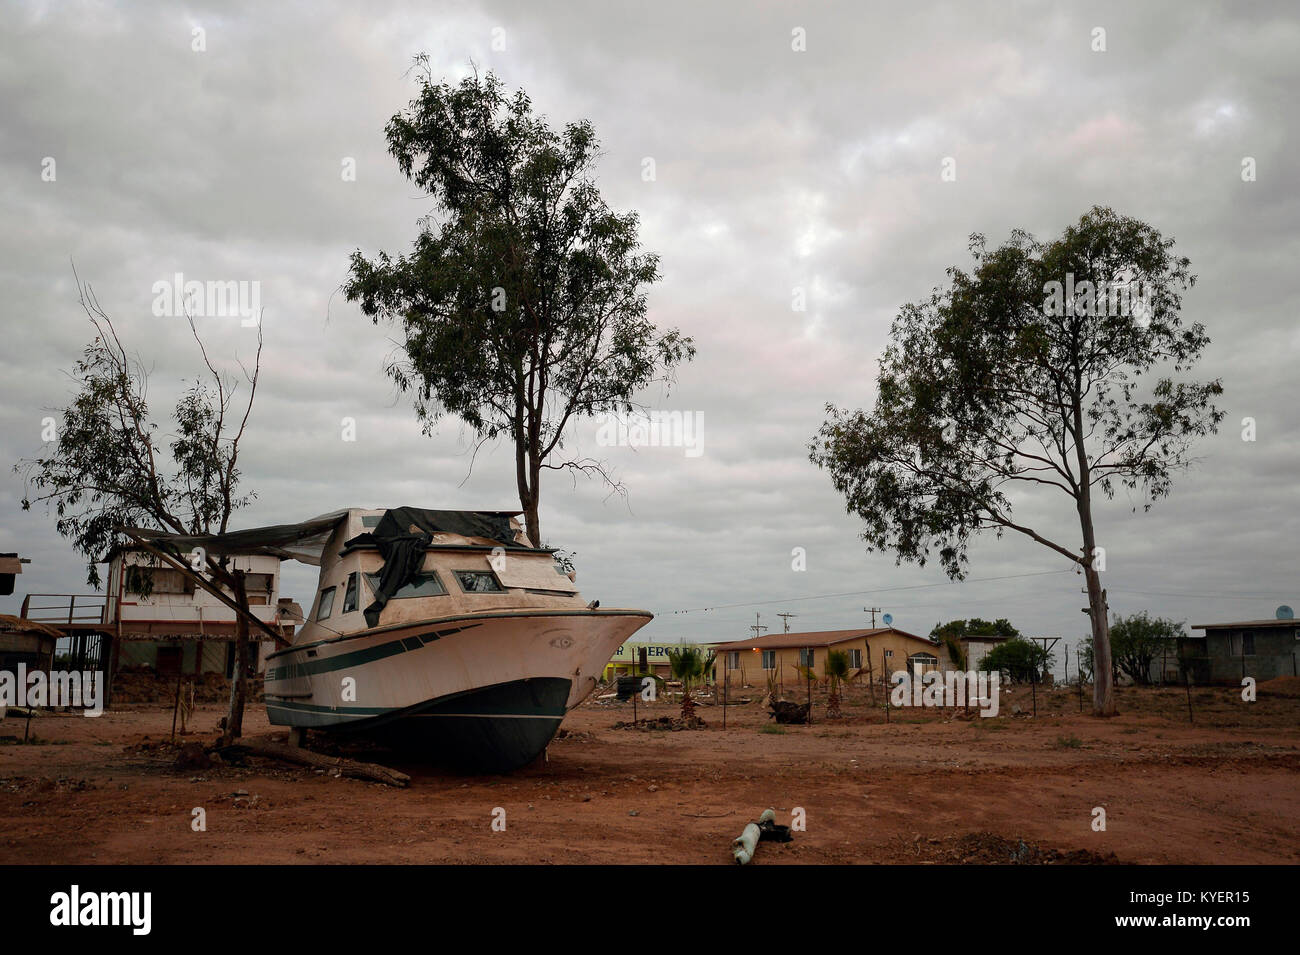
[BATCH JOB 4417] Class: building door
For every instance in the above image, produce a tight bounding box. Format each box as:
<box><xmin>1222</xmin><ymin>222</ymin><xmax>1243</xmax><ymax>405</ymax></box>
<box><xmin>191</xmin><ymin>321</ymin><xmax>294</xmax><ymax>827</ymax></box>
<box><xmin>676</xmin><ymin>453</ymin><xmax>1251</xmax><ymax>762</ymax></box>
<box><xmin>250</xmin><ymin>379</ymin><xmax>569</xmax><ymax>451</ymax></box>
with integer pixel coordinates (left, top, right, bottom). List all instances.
<box><xmin>908</xmin><ymin>652</ymin><xmax>938</xmax><ymax>679</ymax></box>
<box><xmin>156</xmin><ymin>645</ymin><xmax>182</xmax><ymax>678</ymax></box>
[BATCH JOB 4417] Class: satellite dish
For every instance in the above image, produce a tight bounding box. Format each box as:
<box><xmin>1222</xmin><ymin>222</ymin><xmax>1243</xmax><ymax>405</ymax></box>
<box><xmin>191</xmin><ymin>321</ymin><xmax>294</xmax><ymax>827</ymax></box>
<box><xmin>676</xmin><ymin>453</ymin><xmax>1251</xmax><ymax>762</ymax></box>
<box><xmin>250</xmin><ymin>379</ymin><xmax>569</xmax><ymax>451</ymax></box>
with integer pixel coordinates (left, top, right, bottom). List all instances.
<box><xmin>1277</xmin><ymin>605</ymin><xmax>1294</xmax><ymax>620</ymax></box>
<box><xmin>882</xmin><ymin>613</ymin><xmax>893</xmax><ymax>626</ymax></box>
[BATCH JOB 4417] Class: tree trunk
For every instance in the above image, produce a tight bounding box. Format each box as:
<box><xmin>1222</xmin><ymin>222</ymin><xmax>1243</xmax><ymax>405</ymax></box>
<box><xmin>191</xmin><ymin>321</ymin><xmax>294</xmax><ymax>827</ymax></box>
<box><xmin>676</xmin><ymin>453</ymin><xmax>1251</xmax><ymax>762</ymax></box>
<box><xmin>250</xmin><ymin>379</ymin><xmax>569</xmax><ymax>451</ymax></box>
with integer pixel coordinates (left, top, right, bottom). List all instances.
<box><xmin>1083</xmin><ymin>565</ymin><xmax>1115</xmax><ymax>716</ymax></box>
<box><xmin>1071</xmin><ymin>393</ymin><xmax>1116</xmax><ymax>718</ymax></box>
<box><xmin>523</xmin><ymin>499</ymin><xmax>541</xmax><ymax>550</ymax></box>
<box><xmin>525</xmin><ymin>444</ymin><xmax>542</xmax><ymax>548</ymax></box>
<box><xmin>216</xmin><ymin>738</ymin><xmax>410</xmax><ymax>787</ymax></box>
<box><xmin>513</xmin><ymin>417</ymin><xmax>542</xmax><ymax>548</ymax></box>
<box><xmin>222</xmin><ymin>571</ymin><xmax>251</xmax><ymax>746</ymax></box>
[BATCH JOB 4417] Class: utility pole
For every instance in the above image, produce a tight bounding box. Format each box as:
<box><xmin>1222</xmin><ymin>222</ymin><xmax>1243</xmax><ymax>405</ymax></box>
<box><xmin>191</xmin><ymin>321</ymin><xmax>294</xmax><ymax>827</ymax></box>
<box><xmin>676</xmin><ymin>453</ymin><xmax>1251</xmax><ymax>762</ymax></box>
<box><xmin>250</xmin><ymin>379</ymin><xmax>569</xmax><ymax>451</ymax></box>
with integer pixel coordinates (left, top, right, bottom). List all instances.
<box><xmin>776</xmin><ymin>612</ymin><xmax>797</xmax><ymax>634</ymax></box>
<box><xmin>750</xmin><ymin>613</ymin><xmax>768</xmax><ymax>640</ymax></box>
<box><xmin>864</xmin><ymin>606</ymin><xmax>882</xmax><ymax>628</ymax></box>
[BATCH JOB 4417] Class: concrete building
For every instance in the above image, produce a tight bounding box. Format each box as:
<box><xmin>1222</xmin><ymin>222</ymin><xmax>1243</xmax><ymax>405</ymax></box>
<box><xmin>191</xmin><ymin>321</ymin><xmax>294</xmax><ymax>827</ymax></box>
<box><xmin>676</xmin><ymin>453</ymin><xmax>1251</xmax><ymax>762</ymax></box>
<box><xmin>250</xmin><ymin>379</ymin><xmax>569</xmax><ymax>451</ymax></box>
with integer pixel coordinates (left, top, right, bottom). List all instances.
<box><xmin>21</xmin><ymin>547</ymin><xmax>299</xmax><ymax>701</ymax></box>
<box><xmin>1182</xmin><ymin>618</ymin><xmax>1299</xmax><ymax>683</ymax></box>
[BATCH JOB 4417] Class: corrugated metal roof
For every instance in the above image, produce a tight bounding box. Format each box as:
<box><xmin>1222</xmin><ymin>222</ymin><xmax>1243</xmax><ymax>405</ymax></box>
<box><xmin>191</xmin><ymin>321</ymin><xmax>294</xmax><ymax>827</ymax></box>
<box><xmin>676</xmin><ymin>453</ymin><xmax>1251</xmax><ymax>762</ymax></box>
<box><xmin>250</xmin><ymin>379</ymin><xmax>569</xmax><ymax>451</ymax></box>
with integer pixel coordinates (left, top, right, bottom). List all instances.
<box><xmin>1191</xmin><ymin>619</ymin><xmax>1298</xmax><ymax>631</ymax></box>
<box><xmin>0</xmin><ymin>614</ymin><xmax>64</xmax><ymax>639</ymax></box>
<box><xmin>711</xmin><ymin>627</ymin><xmax>934</xmax><ymax>651</ymax></box>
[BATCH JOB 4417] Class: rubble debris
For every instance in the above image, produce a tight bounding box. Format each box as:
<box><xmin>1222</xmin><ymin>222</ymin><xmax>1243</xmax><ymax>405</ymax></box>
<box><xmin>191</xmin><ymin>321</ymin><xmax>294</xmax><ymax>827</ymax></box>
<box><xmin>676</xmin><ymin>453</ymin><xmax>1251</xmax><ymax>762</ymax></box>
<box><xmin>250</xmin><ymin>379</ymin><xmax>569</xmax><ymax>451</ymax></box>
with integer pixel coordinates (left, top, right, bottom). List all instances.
<box><xmin>768</xmin><ymin>700</ymin><xmax>810</xmax><ymax>724</ymax></box>
<box><xmin>172</xmin><ymin>742</ymin><xmax>212</xmax><ymax>771</ymax></box>
<box><xmin>612</xmin><ymin>716</ymin><xmax>707</xmax><ymax>732</ymax></box>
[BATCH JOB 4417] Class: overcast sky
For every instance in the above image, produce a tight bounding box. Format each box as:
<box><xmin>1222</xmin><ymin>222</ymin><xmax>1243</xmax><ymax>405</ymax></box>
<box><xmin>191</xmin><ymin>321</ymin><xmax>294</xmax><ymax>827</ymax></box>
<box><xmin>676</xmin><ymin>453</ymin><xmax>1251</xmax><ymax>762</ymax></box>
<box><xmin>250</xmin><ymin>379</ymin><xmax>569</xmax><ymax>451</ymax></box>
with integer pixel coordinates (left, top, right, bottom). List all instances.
<box><xmin>2</xmin><ymin>0</ymin><xmax>1297</xmax><ymax>670</ymax></box>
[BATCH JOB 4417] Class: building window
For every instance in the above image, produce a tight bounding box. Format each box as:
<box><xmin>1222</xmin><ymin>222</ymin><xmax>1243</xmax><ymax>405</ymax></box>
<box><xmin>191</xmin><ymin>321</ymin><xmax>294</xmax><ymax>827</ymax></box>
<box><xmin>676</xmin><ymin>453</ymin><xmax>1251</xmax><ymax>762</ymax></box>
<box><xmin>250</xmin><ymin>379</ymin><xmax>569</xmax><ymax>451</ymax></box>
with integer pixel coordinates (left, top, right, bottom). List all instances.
<box><xmin>726</xmin><ymin>651</ymin><xmax>741</xmax><ymax>669</ymax></box>
<box><xmin>244</xmin><ymin>572</ymin><xmax>274</xmax><ymax>594</ymax></box>
<box><xmin>846</xmin><ymin>648</ymin><xmax>863</xmax><ymax>669</ymax></box>
<box><xmin>799</xmin><ymin>648</ymin><xmax>815</xmax><ymax>667</ymax></box>
<box><xmin>762</xmin><ymin>650</ymin><xmax>776</xmax><ymax>670</ymax></box>
<box><xmin>316</xmin><ymin>586</ymin><xmax>336</xmax><ymax>621</ymax></box>
<box><xmin>341</xmin><ymin>572</ymin><xmax>359</xmax><ymax>614</ymax></box>
<box><xmin>126</xmin><ymin>567</ymin><xmax>195</xmax><ymax>596</ymax></box>
<box><xmin>367</xmin><ymin>572</ymin><xmax>447</xmax><ymax>599</ymax></box>
<box><xmin>1242</xmin><ymin>632</ymin><xmax>1255</xmax><ymax>656</ymax></box>
<box><xmin>454</xmin><ymin>570</ymin><xmax>504</xmax><ymax>593</ymax></box>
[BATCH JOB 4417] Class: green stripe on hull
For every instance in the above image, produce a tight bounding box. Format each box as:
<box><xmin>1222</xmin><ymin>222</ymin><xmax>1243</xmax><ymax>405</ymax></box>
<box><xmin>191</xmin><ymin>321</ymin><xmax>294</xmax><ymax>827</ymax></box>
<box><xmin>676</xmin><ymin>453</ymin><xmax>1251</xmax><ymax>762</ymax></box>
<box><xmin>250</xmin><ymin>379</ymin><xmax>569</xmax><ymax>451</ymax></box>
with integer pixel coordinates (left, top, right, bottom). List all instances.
<box><xmin>267</xmin><ymin>677</ymin><xmax>572</xmax><ymax>772</ymax></box>
<box><xmin>265</xmin><ymin>623</ymin><xmax>481</xmax><ymax>683</ymax></box>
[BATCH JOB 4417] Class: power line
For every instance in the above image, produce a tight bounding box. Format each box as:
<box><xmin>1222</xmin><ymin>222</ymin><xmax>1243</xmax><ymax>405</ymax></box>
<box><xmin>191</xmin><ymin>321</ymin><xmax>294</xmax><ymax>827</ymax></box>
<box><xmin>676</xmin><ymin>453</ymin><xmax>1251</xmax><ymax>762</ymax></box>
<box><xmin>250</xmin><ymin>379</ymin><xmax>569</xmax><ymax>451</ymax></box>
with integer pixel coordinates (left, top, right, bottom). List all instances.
<box><xmin>1107</xmin><ymin>586</ymin><xmax>1296</xmax><ymax>601</ymax></box>
<box><xmin>665</xmin><ymin>569</ymin><xmax>1074</xmax><ymax>615</ymax></box>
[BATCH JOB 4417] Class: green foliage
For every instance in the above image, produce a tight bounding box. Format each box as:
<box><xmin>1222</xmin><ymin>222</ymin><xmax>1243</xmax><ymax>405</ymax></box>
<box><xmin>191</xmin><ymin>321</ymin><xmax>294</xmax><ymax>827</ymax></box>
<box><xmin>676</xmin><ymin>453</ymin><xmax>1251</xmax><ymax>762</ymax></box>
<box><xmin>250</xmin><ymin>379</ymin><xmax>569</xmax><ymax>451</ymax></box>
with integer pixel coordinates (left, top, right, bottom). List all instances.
<box><xmin>940</xmin><ymin>633</ymin><xmax>967</xmax><ymax>671</ymax></box>
<box><xmin>665</xmin><ymin>644</ymin><xmax>715</xmax><ymax>718</ymax></box>
<box><xmin>824</xmin><ymin>649</ymin><xmax>852</xmax><ymax>683</ymax></box>
<box><xmin>977</xmin><ymin>638</ymin><xmax>1053</xmax><ymax>683</ymax></box>
<box><xmin>824</xmin><ymin>648</ymin><xmax>851</xmax><ymax>718</ymax></box>
<box><xmin>665</xmin><ymin>644</ymin><xmax>713</xmax><ymax>685</ymax></box>
<box><xmin>809</xmin><ymin>206</ymin><xmax>1222</xmax><ymax>580</ymax></box>
<box><xmin>344</xmin><ymin>63</ymin><xmax>694</xmax><ymax>545</ymax></box>
<box><xmin>1077</xmin><ymin>636</ymin><xmax>1095</xmax><ymax>681</ymax></box>
<box><xmin>17</xmin><ymin>284</ymin><xmax>258</xmax><ymax>587</ymax></box>
<box><xmin>930</xmin><ymin>618</ymin><xmax>1020</xmax><ymax>640</ymax></box>
<box><xmin>1109</xmin><ymin>612</ymin><xmax>1184</xmax><ymax>685</ymax></box>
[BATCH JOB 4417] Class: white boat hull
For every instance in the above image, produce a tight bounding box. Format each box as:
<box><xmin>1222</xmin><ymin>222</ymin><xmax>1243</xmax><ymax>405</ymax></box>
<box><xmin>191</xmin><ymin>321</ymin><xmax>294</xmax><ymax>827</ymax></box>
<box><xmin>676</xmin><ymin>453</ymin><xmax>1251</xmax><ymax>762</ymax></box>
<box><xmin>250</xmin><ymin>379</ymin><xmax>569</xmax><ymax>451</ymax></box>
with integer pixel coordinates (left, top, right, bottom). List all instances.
<box><xmin>264</xmin><ymin>608</ymin><xmax>650</xmax><ymax>770</ymax></box>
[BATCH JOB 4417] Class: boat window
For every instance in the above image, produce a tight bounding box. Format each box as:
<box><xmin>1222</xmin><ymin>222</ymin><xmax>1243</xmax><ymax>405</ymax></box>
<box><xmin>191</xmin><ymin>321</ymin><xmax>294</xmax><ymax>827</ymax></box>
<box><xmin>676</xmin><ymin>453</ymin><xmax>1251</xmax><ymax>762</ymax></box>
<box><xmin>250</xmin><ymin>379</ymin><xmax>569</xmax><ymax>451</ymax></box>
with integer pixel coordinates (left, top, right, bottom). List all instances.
<box><xmin>365</xmin><ymin>571</ymin><xmax>447</xmax><ymax>598</ymax></box>
<box><xmin>454</xmin><ymin>570</ymin><xmax>504</xmax><ymax>593</ymax></box>
<box><xmin>316</xmin><ymin>586</ymin><xmax>336</xmax><ymax>621</ymax></box>
<box><xmin>342</xmin><ymin>572</ymin><xmax>359</xmax><ymax>614</ymax></box>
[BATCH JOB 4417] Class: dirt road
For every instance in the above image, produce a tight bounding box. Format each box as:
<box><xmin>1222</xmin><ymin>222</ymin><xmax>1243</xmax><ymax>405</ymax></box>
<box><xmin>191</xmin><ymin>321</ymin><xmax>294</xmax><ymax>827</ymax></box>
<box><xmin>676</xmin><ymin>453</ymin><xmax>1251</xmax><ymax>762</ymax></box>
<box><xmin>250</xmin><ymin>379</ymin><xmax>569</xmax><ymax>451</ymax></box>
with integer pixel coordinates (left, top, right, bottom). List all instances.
<box><xmin>2</xmin><ymin>682</ymin><xmax>1296</xmax><ymax>864</ymax></box>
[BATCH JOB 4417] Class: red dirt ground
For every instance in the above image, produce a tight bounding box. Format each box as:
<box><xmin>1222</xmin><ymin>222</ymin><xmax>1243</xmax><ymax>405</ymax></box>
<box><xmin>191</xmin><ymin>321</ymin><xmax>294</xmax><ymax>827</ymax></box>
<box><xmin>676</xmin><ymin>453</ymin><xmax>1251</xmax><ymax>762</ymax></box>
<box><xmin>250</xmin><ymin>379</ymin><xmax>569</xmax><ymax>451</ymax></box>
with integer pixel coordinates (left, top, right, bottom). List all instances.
<box><xmin>1</xmin><ymin>681</ymin><xmax>1297</xmax><ymax>865</ymax></box>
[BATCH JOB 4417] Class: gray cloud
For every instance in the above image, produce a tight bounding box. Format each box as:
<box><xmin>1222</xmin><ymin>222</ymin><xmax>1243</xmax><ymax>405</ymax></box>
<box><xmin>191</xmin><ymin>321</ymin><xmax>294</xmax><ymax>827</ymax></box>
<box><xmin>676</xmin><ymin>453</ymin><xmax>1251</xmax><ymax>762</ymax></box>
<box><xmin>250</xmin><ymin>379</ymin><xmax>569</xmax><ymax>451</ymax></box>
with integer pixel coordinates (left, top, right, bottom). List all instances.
<box><xmin>2</xmin><ymin>0</ymin><xmax>1296</xmax><ymax>669</ymax></box>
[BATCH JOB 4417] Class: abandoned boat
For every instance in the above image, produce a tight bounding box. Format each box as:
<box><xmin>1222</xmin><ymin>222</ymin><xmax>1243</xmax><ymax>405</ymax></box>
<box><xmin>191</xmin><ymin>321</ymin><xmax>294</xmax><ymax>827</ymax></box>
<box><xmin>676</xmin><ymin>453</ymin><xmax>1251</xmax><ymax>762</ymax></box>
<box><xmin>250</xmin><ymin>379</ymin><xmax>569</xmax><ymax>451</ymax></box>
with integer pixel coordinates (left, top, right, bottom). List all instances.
<box><xmin>138</xmin><ymin>507</ymin><xmax>651</xmax><ymax>771</ymax></box>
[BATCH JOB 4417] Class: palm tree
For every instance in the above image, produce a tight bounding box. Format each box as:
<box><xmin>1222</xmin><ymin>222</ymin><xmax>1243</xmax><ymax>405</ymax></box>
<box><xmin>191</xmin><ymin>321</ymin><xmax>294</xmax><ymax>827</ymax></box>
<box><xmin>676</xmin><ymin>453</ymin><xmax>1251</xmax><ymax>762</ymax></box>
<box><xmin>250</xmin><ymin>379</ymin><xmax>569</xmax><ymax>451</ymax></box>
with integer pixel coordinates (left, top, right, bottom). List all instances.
<box><xmin>824</xmin><ymin>649</ymin><xmax>851</xmax><ymax>719</ymax></box>
<box><xmin>665</xmin><ymin>645</ymin><xmax>715</xmax><ymax>720</ymax></box>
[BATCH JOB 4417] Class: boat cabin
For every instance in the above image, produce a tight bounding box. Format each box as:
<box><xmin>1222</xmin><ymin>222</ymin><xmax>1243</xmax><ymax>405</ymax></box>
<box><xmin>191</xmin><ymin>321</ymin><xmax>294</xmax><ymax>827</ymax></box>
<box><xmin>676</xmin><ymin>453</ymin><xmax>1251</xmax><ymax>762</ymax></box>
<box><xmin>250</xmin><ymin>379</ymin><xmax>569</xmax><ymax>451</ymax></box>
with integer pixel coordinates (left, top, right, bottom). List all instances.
<box><xmin>296</xmin><ymin>508</ymin><xmax>583</xmax><ymax>644</ymax></box>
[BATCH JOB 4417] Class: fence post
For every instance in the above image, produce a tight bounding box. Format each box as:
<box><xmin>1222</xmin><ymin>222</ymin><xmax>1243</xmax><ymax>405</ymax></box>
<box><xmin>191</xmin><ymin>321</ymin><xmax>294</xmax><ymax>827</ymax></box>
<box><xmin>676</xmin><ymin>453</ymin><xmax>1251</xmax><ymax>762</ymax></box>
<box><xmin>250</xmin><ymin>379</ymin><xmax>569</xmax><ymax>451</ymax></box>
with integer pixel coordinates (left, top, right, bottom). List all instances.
<box><xmin>723</xmin><ymin>654</ymin><xmax>728</xmax><ymax>730</ymax></box>
<box><xmin>883</xmin><ymin>650</ymin><xmax>889</xmax><ymax>723</ymax></box>
<box><xmin>806</xmin><ymin>652</ymin><xmax>812</xmax><ymax>725</ymax></box>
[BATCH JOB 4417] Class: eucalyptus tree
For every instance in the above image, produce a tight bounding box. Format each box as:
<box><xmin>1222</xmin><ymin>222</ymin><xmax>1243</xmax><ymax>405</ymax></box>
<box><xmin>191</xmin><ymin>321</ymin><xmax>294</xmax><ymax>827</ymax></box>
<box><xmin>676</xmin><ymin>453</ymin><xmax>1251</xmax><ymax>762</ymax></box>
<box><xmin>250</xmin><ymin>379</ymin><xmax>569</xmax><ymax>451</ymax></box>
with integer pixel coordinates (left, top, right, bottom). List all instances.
<box><xmin>811</xmin><ymin>207</ymin><xmax>1223</xmax><ymax>716</ymax></box>
<box><xmin>18</xmin><ymin>277</ymin><xmax>266</xmax><ymax>743</ymax></box>
<box><xmin>346</xmin><ymin>63</ymin><xmax>694</xmax><ymax>547</ymax></box>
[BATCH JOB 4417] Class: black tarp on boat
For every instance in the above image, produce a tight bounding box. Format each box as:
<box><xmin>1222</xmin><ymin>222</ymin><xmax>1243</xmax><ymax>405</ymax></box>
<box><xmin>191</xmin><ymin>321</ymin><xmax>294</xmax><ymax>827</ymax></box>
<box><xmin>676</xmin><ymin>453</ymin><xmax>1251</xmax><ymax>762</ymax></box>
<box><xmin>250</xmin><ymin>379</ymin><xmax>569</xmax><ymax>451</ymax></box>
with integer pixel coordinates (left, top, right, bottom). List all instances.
<box><xmin>342</xmin><ymin>507</ymin><xmax>534</xmax><ymax>627</ymax></box>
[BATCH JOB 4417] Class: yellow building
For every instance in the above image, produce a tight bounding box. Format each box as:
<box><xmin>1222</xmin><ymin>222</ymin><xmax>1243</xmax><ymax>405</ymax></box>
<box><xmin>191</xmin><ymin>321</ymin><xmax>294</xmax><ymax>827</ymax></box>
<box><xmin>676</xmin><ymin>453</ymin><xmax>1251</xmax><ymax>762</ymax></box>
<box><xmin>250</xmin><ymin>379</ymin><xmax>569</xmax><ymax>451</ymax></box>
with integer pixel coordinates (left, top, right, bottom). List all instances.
<box><xmin>711</xmin><ymin>627</ymin><xmax>945</xmax><ymax>691</ymax></box>
<box><xmin>602</xmin><ymin>641</ymin><xmax>687</xmax><ymax>681</ymax></box>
